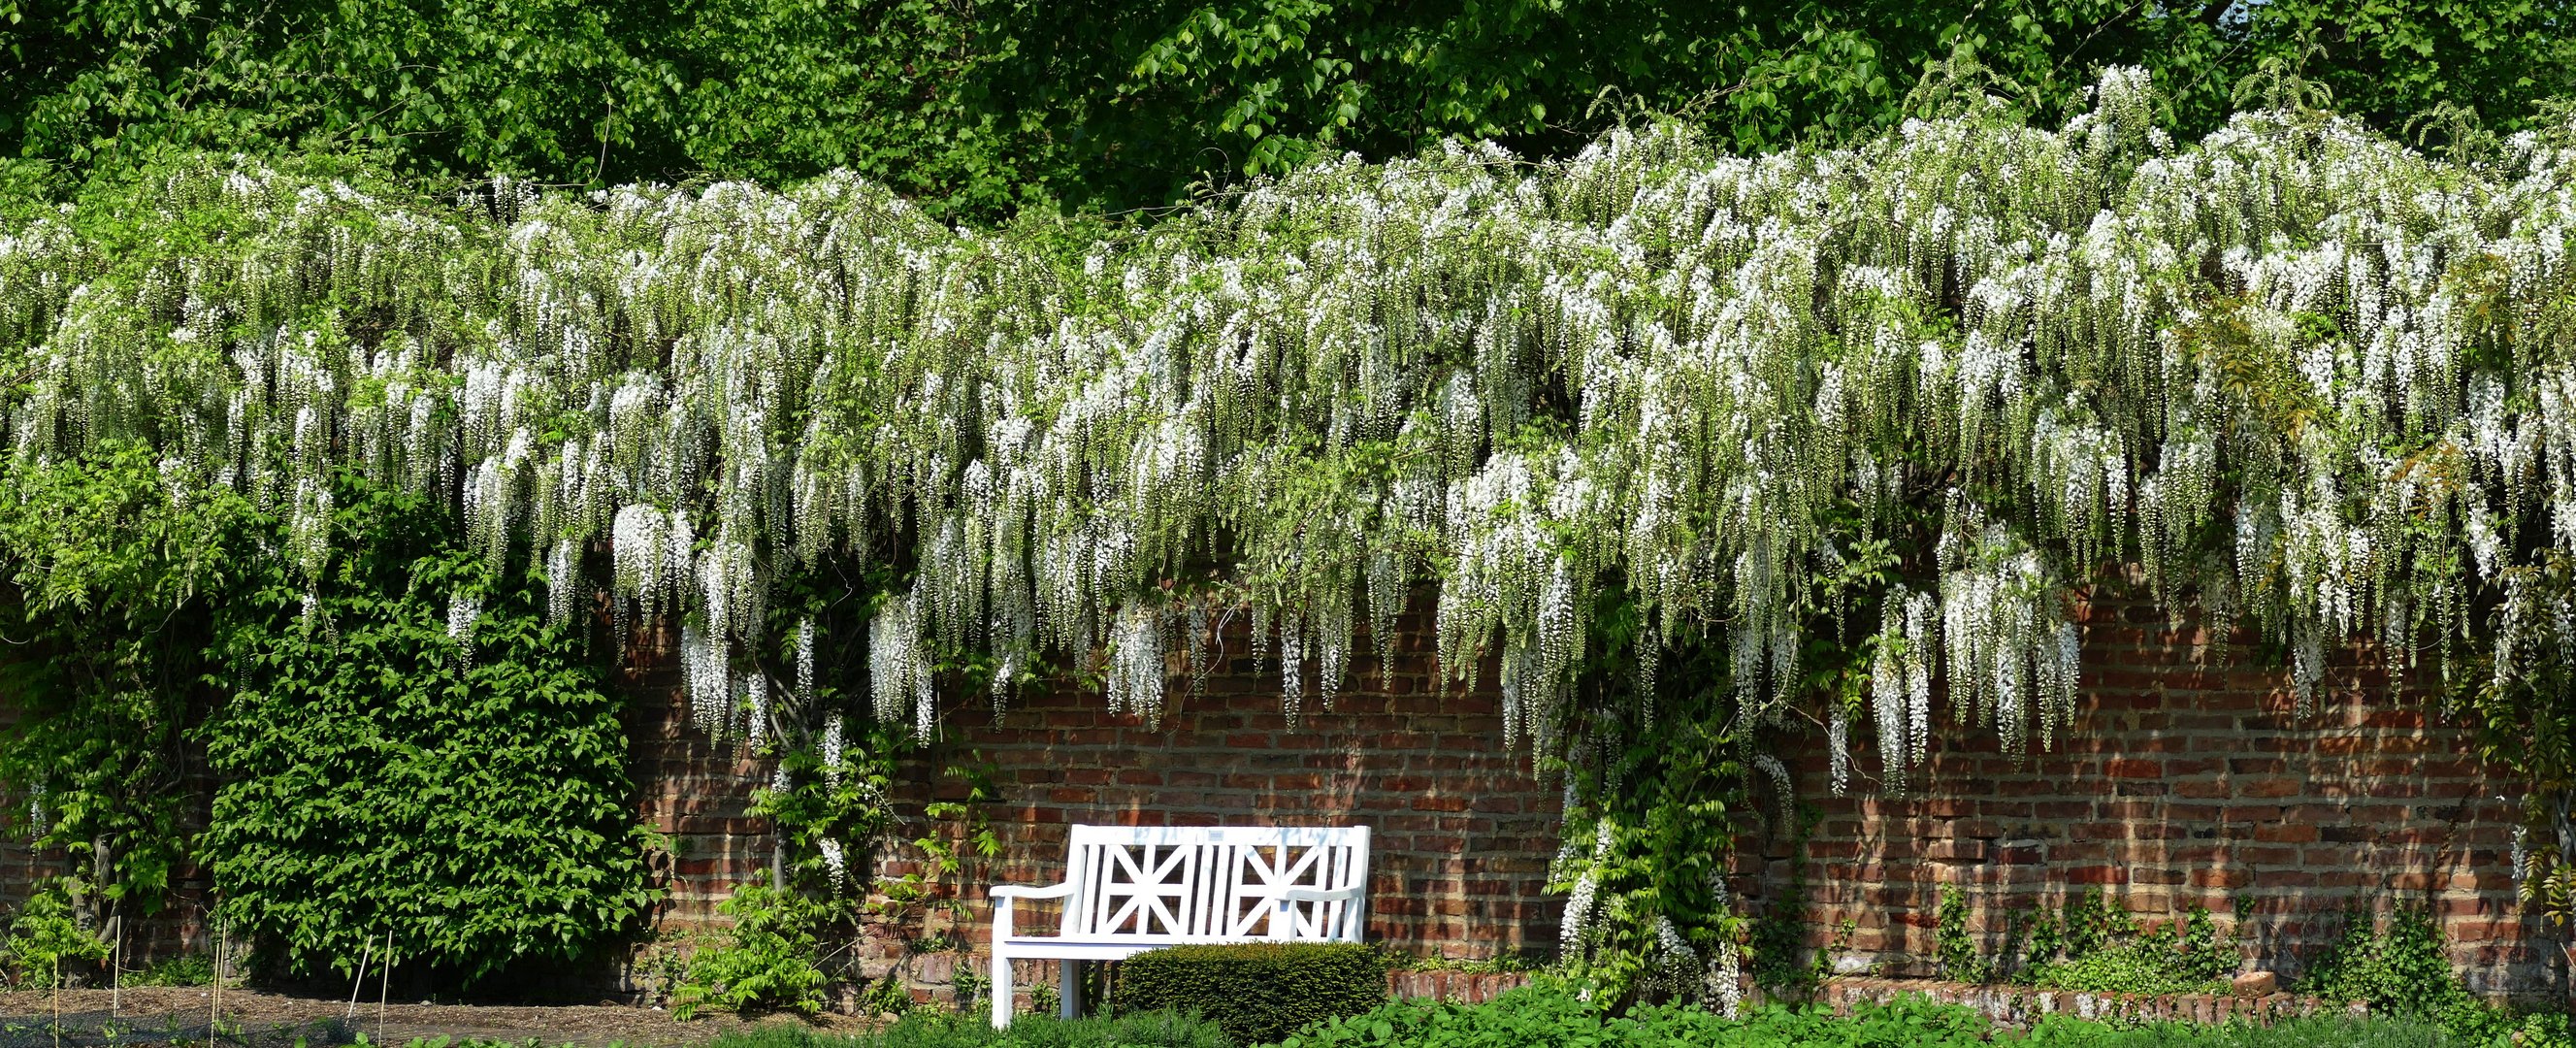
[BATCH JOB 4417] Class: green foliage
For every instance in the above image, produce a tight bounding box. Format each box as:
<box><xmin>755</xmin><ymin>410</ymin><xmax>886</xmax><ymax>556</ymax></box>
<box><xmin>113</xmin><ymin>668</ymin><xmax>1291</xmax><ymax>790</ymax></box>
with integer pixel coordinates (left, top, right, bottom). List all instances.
<box><xmin>1549</xmin><ymin>591</ymin><xmax>1747</xmax><ymax>1008</ymax></box>
<box><xmin>1386</xmin><ymin>953</ymin><xmax>1546</xmax><ymax>974</ymax></box>
<box><xmin>2020</xmin><ymin>1014</ymin><xmax>2463</xmax><ymax>1047</ymax></box>
<box><xmin>2</xmin><ymin>0</ymin><xmax>2568</xmax><ymax>214</ymax></box>
<box><xmin>1280</xmin><ymin>984</ymin><xmax>2490</xmax><ymax>1048</ymax></box>
<box><xmin>1282</xmin><ymin>986</ymin><xmax>2000</xmax><ymax>1048</ymax></box>
<box><xmin>0</xmin><ymin>442</ymin><xmax>243</xmax><ymax>920</ymax></box>
<box><xmin>1935</xmin><ymin>885</ymin><xmax>1991</xmax><ymax>985</ymax></box>
<box><xmin>1113</xmin><ymin>942</ymin><xmax>1387</xmax><ymax>1047</ymax></box>
<box><xmin>2012</xmin><ymin>895</ymin><xmax>2236</xmax><ymax>997</ymax></box>
<box><xmin>1746</xmin><ymin>807</ymin><xmax>1829</xmax><ymax>996</ymax></box>
<box><xmin>2</xmin><ymin>887</ymin><xmax>108</xmax><ymax>987</ymax></box>
<box><xmin>122</xmin><ymin>950</ymin><xmax>214</xmax><ymax>987</ymax></box>
<box><xmin>701</xmin><ymin>1010</ymin><xmax>1232</xmax><ymax>1048</ymax></box>
<box><xmin>200</xmin><ymin>476</ymin><xmax>655</xmax><ymax>981</ymax></box>
<box><xmin>2300</xmin><ymin>909</ymin><xmax>2472</xmax><ymax>1021</ymax></box>
<box><xmin>673</xmin><ymin>884</ymin><xmax>834</xmax><ymax>1021</ymax></box>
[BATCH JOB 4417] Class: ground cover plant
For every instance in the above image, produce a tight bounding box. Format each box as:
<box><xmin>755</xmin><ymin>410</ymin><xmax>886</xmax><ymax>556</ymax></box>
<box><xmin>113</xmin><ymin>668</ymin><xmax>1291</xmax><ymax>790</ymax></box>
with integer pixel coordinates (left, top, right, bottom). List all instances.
<box><xmin>1279</xmin><ymin>989</ymin><xmax>2492</xmax><ymax>1048</ymax></box>
<box><xmin>9</xmin><ymin>59</ymin><xmax>2576</xmax><ymax>1006</ymax></box>
<box><xmin>2004</xmin><ymin>893</ymin><xmax>2237</xmax><ymax>997</ymax></box>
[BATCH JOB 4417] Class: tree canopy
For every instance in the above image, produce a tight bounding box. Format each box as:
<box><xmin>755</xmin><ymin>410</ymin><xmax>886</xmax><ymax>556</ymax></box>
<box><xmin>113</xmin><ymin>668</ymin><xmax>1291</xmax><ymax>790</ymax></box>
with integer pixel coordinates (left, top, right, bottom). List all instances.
<box><xmin>2</xmin><ymin>0</ymin><xmax>2570</xmax><ymax>214</ymax></box>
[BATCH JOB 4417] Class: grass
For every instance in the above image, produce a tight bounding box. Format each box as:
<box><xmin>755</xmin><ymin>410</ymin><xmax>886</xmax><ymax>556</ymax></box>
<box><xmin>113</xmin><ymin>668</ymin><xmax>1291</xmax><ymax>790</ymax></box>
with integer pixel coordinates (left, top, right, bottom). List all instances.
<box><xmin>704</xmin><ymin>1011</ymin><xmax>1230</xmax><ymax>1048</ymax></box>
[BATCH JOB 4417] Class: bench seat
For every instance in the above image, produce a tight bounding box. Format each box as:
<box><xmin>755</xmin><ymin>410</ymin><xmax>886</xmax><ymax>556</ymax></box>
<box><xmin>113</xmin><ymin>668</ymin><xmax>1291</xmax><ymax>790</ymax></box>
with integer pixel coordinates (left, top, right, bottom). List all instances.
<box><xmin>987</xmin><ymin>824</ymin><xmax>1371</xmax><ymax>1029</ymax></box>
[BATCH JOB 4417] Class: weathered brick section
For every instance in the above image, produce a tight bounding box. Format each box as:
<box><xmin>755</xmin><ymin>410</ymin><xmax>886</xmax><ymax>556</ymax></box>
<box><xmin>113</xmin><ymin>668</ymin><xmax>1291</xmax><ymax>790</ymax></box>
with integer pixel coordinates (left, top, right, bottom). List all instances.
<box><xmin>631</xmin><ymin>610</ymin><xmax>1566</xmax><ymax>969</ymax></box>
<box><xmin>622</xmin><ymin>652</ymin><xmax>775</xmax><ymax>931</ymax></box>
<box><xmin>1749</xmin><ymin>595</ymin><xmax>2555</xmax><ymax>998</ymax></box>
<box><xmin>887</xmin><ymin>611</ymin><xmax>1565</xmax><ymax>960</ymax></box>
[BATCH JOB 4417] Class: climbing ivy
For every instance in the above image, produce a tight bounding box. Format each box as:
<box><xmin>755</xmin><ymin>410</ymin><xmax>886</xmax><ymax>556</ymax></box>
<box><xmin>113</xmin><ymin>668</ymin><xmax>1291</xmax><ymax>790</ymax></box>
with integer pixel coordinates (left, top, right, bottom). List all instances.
<box><xmin>199</xmin><ymin>475</ymin><xmax>656</xmax><ymax>981</ymax></box>
<box><xmin>0</xmin><ymin>442</ymin><xmax>243</xmax><ymax>943</ymax></box>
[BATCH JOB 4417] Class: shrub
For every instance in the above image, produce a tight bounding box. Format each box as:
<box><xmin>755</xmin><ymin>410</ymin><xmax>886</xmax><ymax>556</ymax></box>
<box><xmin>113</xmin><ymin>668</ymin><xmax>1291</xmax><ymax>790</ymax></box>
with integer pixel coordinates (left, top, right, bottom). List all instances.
<box><xmin>202</xmin><ymin>477</ymin><xmax>655</xmax><ymax>981</ymax></box>
<box><xmin>2</xmin><ymin>888</ymin><xmax>108</xmax><ymax>987</ymax></box>
<box><xmin>704</xmin><ymin>1010</ymin><xmax>1231</xmax><ymax>1048</ymax></box>
<box><xmin>673</xmin><ymin>884</ymin><xmax>832</xmax><ymax>1020</ymax></box>
<box><xmin>2012</xmin><ymin>893</ymin><xmax>2235</xmax><ymax>997</ymax></box>
<box><xmin>2300</xmin><ymin>909</ymin><xmax>2472</xmax><ymax>1019</ymax></box>
<box><xmin>1114</xmin><ymin>942</ymin><xmax>1386</xmax><ymax>1046</ymax></box>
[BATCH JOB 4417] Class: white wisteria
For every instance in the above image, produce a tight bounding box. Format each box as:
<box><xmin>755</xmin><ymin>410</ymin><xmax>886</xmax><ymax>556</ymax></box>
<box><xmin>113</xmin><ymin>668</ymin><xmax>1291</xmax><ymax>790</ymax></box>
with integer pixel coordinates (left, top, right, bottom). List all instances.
<box><xmin>5</xmin><ymin>69</ymin><xmax>2576</xmax><ymax>794</ymax></box>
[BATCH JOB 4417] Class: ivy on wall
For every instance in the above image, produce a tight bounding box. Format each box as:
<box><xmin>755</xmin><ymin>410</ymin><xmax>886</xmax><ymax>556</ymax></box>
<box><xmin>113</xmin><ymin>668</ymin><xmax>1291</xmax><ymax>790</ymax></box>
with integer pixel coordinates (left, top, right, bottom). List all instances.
<box><xmin>197</xmin><ymin>476</ymin><xmax>657</xmax><ymax>979</ymax></box>
<box><xmin>0</xmin><ymin>443</ymin><xmax>240</xmax><ymax>936</ymax></box>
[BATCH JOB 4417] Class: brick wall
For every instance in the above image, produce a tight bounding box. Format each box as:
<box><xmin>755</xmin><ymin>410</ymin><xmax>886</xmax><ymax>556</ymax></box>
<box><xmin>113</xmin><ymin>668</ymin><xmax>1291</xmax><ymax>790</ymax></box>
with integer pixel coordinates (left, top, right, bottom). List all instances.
<box><xmin>6</xmin><ymin>583</ymin><xmax>2510</xmax><ymax>1001</ymax></box>
<box><xmin>632</xmin><ymin>609</ymin><xmax>1567</xmax><ymax>973</ymax></box>
<box><xmin>1742</xmin><ymin>594</ymin><xmax>2560</xmax><ymax>1000</ymax></box>
<box><xmin>633</xmin><ymin>591</ymin><xmax>2562</xmax><ymax>1002</ymax></box>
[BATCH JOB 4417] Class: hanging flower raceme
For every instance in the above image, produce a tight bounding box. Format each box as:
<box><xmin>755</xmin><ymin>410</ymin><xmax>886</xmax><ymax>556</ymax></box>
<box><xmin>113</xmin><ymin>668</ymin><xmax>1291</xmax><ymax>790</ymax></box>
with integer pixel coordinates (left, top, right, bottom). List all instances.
<box><xmin>0</xmin><ymin>64</ymin><xmax>2568</xmax><ymax>802</ymax></box>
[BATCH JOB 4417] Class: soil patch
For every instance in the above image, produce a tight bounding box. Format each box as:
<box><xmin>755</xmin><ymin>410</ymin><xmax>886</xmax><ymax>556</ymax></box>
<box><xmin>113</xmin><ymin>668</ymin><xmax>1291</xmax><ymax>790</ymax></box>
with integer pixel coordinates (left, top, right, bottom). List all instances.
<box><xmin>0</xmin><ymin>987</ymin><xmax>880</xmax><ymax>1047</ymax></box>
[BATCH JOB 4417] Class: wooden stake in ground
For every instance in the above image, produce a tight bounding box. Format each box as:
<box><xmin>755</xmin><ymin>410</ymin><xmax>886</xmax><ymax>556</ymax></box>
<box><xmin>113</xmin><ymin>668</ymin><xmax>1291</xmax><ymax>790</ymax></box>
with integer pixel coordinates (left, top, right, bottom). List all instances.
<box><xmin>377</xmin><ymin>931</ymin><xmax>393</xmax><ymax>1039</ymax></box>
<box><xmin>212</xmin><ymin>919</ymin><xmax>223</xmax><ymax>1037</ymax></box>
<box><xmin>109</xmin><ymin>914</ymin><xmax>121</xmax><ymax>1017</ymax></box>
<box><xmin>346</xmin><ymin>938</ymin><xmax>374</xmax><ymax>1022</ymax></box>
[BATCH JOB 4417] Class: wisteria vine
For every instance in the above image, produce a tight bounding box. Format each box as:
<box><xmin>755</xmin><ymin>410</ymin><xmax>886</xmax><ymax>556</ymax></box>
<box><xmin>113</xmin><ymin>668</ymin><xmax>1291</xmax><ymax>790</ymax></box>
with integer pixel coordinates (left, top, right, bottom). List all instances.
<box><xmin>8</xmin><ymin>68</ymin><xmax>2576</xmax><ymax>995</ymax></box>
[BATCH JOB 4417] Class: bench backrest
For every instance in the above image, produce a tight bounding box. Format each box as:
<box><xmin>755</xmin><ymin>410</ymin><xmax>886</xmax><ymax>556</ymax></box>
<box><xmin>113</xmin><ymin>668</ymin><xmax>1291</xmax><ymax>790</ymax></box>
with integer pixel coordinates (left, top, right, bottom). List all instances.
<box><xmin>1049</xmin><ymin>825</ymin><xmax>1370</xmax><ymax>943</ymax></box>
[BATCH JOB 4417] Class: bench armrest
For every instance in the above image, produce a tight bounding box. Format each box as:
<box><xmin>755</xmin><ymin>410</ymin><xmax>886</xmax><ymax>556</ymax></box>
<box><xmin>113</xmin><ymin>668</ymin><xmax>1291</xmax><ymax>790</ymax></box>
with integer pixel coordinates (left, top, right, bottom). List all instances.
<box><xmin>992</xmin><ymin>881</ymin><xmax>1077</xmax><ymax>943</ymax></box>
<box><xmin>1279</xmin><ymin>884</ymin><xmax>1366</xmax><ymax>902</ymax></box>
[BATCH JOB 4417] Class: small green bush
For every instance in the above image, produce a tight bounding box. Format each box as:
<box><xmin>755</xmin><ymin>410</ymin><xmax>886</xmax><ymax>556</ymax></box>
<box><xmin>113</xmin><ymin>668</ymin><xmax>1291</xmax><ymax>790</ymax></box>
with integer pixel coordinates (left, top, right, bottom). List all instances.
<box><xmin>1114</xmin><ymin>942</ymin><xmax>1386</xmax><ymax>1046</ymax></box>
<box><xmin>673</xmin><ymin>884</ymin><xmax>831</xmax><ymax>1020</ymax></box>
<box><xmin>2301</xmin><ymin>909</ymin><xmax>2470</xmax><ymax>1019</ymax></box>
<box><xmin>703</xmin><ymin>1009</ymin><xmax>1231</xmax><ymax>1048</ymax></box>
<box><xmin>3</xmin><ymin>888</ymin><xmax>108</xmax><ymax>987</ymax></box>
<box><xmin>2011</xmin><ymin>893</ymin><xmax>2234</xmax><ymax>997</ymax></box>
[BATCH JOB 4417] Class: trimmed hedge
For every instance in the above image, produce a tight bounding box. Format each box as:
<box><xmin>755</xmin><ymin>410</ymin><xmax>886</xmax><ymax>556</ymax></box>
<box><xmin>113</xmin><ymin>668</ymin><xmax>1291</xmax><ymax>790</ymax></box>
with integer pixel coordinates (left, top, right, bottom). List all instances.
<box><xmin>1114</xmin><ymin>942</ymin><xmax>1387</xmax><ymax>1046</ymax></box>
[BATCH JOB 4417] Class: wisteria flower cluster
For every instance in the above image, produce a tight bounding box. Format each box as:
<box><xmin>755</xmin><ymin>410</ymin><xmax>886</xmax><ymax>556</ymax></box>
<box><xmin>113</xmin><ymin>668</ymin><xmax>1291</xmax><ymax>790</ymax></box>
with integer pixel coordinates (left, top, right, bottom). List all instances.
<box><xmin>3</xmin><ymin>68</ymin><xmax>2571</xmax><ymax>803</ymax></box>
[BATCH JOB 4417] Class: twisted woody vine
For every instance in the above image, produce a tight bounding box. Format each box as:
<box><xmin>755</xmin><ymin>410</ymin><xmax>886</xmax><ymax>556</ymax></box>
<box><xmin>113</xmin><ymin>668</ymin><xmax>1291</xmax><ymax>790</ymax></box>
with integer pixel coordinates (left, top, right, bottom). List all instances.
<box><xmin>1</xmin><ymin>65</ymin><xmax>2573</xmax><ymax>1000</ymax></box>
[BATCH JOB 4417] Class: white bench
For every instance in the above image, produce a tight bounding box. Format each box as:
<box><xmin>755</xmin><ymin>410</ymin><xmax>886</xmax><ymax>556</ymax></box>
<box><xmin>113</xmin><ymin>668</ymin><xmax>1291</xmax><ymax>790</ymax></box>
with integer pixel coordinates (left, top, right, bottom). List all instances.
<box><xmin>988</xmin><ymin>824</ymin><xmax>1372</xmax><ymax>1029</ymax></box>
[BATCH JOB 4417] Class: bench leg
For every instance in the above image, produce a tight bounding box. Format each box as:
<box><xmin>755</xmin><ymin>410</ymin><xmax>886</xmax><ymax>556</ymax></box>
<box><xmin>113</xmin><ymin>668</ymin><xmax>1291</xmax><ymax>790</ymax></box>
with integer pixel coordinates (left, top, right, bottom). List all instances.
<box><xmin>991</xmin><ymin>954</ymin><xmax>1013</xmax><ymax>1031</ymax></box>
<box><xmin>1060</xmin><ymin>959</ymin><xmax>1084</xmax><ymax>1020</ymax></box>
